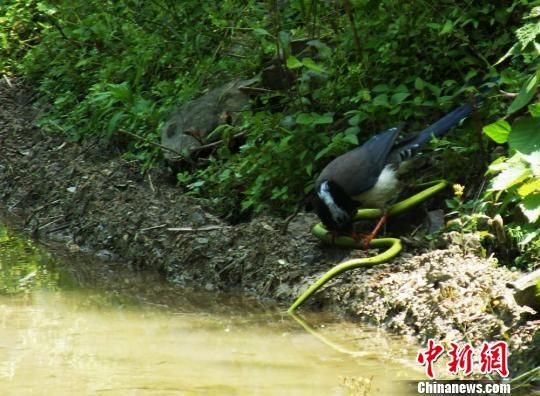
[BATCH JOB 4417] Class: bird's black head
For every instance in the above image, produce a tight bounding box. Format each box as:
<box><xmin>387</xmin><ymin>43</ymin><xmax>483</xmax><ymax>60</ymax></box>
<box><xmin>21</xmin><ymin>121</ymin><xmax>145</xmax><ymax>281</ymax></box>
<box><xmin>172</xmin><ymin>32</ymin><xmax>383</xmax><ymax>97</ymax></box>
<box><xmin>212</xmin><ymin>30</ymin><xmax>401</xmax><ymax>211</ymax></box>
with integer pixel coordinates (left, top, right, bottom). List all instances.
<box><xmin>313</xmin><ymin>180</ymin><xmax>356</xmax><ymax>233</ymax></box>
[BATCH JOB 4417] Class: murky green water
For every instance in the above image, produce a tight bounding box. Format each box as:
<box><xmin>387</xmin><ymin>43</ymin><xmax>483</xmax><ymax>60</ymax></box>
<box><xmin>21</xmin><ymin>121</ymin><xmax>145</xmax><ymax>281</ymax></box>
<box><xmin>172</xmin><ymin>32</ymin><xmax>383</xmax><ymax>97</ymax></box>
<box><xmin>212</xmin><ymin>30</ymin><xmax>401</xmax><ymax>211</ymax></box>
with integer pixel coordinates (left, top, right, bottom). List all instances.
<box><xmin>0</xmin><ymin>224</ymin><xmax>422</xmax><ymax>395</ymax></box>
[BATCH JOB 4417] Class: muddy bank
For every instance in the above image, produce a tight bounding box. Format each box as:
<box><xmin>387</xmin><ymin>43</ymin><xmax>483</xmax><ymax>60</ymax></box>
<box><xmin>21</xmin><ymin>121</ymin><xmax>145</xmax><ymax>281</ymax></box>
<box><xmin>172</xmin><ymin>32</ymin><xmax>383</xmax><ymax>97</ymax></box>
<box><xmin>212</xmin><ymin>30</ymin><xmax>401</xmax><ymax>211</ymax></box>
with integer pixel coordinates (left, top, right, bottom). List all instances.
<box><xmin>0</xmin><ymin>79</ymin><xmax>538</xmax><ymax>375</ymax></box>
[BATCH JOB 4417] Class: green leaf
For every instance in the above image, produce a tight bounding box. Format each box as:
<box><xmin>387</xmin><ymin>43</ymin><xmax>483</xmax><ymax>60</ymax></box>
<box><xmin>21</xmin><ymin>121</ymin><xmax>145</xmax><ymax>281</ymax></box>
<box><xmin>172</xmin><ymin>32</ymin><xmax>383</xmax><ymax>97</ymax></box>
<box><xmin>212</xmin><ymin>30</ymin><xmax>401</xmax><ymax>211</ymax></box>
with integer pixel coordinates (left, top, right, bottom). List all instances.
<box><xmin>344</xmin><ymin>126</ymin><xmax>360</xmax><ymax>135</ymax></box>
<box><xmin>305</xmin><ymin>162</ymin><xmax>313</xmax><ymax>176</ymax></box>
<box><xmin>312</xmin><ymin>112</ymin><xmax>334</xmax><ymax>125</ymax></box>
<box><xmin>508</xmin><ymin>116</ymin><xmax>540</xmax><ymax>154</ymax></box>
<box><xmin>37</xmin><ymin>3</ymin><xmax>58</xmax><ymax>15</ymax></box>
<box><xmin>440</xmin><ymin>20</ymin><xmax>453</xmax><ymax>35</ymax></box>
<box><xmin>507</xmin><ymin>75</ymin><xmax>538</xmax><ymax>115</ymax></box>
<box><xmin>286</xmin><ymin>55</ymin><xmax>303</xmax><ymax>69</ymax></box>
<box><xmin>515</xmin><ymin>22</ymin><xmax>540</xmax><ymax>49</ymax></box>
<box><xmin>519</xmin><ymin>193</ymin><xmax>540</xmax><ymax>223</ymax></box>
<box><xmin>373</xmin><ymin>84</ymin><xmax>389</xmax><ymax>93</ymax></box>
<box><xmin>527</xmin><ymin>6</ymin><xmax>540</xmax><ymax>18</ymax></box>
<box><xmin>391</xmin><ymin>92</ymin><xmax>410</xmax><ymax>105</ymax></box>
<box><xmin>495</xmin><ymin>43</ymin><xmax>520</xmax><ymax>66</ymax></box>
<box><xmin>373</xmin><ymin>94</ymin><xmax>389</xmax><ymax>107</ymax></box>
<box><xmin>296</xmin><ymin>113</ymin><xmax>313</xmax><ymax>125</ymax></box>
<box><xmin>279</xmin><ymin>31</ymin><xmax>291</xmax><ymax>49</ymax></box>
<box><xmin>483</xmin><ymin>120</ymin><xmax>511</xmax><ymax>144</ymax></box>
<box><xmin>107</xmin><ymin>111</ymin><xmax>125</xmax><ymax>135</ymax></box>
<box><xmin>414</xmin><ymin>78</ymin><xmax>425</xmax><ymax>90</ymax></box>
<box><xmin>529</xmin><ymin>102</ymin><xmax>540</xmax><ymax>117</ymax></box>
<box><xmin>315</xmin><ymin>146</ymin><xmax>332</xmax><ymax>161</ymax></box>
<box><xmin>301</xmin><ymin>57</ymin><xmax>326</xmax><ymax>73</ymax></box>
<box><xmin>107</xmin><ymin>82</ymin><xmax>132</xmax><ymax>104</ymax></box>
<box><xmin>489</xmin><ymin>162</ymin><xmax>531</xmax><ymax>191</ymax></box>
<box><xmin>296</xmin><ymin>112</ymin><xmax>333</xmax><ymax>125</ymax></box>
<box><xmin>253</xmin><ymin>28</ymin><xmax>271</xmax><ymax>36</ymax></box>
<box><xmin>307</xmin><ymin>40</ymin><xmax>332</xmax><ymax>58</ymax></box>
<box><xmin>348</xmin><ymin>114</ymin><xmax>361</xmax><ymax>126</ymax></box>
<box><xmin>342</xmin><ymin>134</ymin><xmax>359</xmax><ymax>145</ymax></box>
<box><xmin>518</xmin><ymin>177</ymin><xmax>540</xmax><ymax>197</ymax></box>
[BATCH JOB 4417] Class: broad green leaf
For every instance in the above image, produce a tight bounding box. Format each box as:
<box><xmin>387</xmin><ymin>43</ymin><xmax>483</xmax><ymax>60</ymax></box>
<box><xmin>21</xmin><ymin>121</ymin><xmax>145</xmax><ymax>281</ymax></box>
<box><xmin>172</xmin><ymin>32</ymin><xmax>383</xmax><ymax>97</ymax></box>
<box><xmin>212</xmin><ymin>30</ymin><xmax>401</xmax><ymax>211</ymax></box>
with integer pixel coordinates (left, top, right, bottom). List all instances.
<box><xmin>296</xmin><ymin>113</ymin><xmax>313</xmax><ymax>124</ymax></box>
<box><xmin>391</xmin><ymin>92</ymin><xmax>410</xmax><ymax>105</ymax></box>
<box><xmin>373</xmin><ymin>84</ymin><xmax>389</xmax><ymax>93</ymax></box>
<box><xmin>342</xmin><ymin>134</ymin><xmax>359</xmax><ymax>145</ymax></box>
<box><xmin>517</xmin><ymin>177</ymin><xmax>540</xmax><ymax>197</ymax></box>
<box><xmin>286</xmin><ymin>55</ymin><xmax>303</xmax><ymax>69</ymax></box>
<box><xmin>345</xmin><ymin>126</ymin><xmax>360</xmax><ymax>135</ymax></box>
<box><xmin>483</xmin><ymin>119</ymin><xmax>511</xmax><ymax>144</ymax></box>
<box><xmin>373</xmin><ymin>94</ymin><xmax>389</xmax><ymax>107</ymax></box>
<box><xmin>508</xmin><ymin>116</ymin><xmax>540</xmax><ymax>154</ymax></box>
<box><xmin>489</xmin><ymin>162</ymin><xmax>531</xmax><ymax>191</ymax></box>
<box><xmin>529</xmin><ymin>102</ymin><xmax>540</xmax><ymax>117</ymax></box>
<box><xmin>414</xmin><ymin>78</ymin><xmax>425</xmax><ymax>90</ymax></box>
<box><xmin>301</xmin><ymin>57</ymin><xmax>326</xmax><ymax>73</ymax></box>
<box><xmin>519</xmin><ymin>193</ymin><xmax>540</xmax><ymax>223</ymax></box>
<box><xmin>507</xmin><ymin>75</ymin><xmax>538</xmax><ymax>115</ymax></box>
<box><xmin>315</xmin><ymin>146</ymin><xmax>332</xmax><ymax>161</ymax></box>
<box><xmin>348</xmin><ymin>114</ymin><xmax>361</xmax><ymax>126</ymax></box>
<box><xmin>395</xmin><ymin>84</ymin><xmax>408</xmax><ymax>93</ymax></box>
<box><xmin>296</xmin><ymin>112</ymin><xmax>333</xmax><ymax>125</ymax></box>
<box><xmin>312</xmin><ymin>112</ymin><xmax>334</xmax><ymax>125</ymax></box>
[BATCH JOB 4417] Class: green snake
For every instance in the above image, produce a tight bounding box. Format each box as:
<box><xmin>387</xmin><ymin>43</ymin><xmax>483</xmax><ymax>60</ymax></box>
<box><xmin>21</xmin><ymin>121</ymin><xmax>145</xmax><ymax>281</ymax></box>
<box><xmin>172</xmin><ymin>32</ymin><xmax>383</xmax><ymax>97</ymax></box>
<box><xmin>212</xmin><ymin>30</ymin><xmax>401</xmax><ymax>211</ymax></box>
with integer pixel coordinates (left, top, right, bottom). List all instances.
<box><xmin>288</xmin><ymin>180</ymin><xmax>449</xmax><ymax>313</ymax></box>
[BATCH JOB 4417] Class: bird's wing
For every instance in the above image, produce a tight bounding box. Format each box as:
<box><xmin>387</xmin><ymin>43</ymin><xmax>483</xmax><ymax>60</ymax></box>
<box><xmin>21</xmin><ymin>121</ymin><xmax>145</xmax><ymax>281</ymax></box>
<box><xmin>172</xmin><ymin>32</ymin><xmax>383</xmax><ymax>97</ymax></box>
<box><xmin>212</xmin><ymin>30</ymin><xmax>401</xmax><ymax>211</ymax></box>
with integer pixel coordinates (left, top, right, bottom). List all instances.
<box><xmin>317</xmin><ymin>127</ymin><xmax>400</xmax><ymax>196</ymax></box>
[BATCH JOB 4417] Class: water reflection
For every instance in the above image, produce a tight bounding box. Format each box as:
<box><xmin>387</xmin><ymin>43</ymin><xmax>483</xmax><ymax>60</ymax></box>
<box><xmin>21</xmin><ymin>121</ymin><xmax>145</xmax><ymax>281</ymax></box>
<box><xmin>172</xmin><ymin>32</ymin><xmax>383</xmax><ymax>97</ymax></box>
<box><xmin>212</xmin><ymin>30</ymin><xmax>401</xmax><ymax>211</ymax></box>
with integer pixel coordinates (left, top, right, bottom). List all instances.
<box><xmin>0</xmin><ymin>224</ymin><xmax>421</xmax><ymax>395</ymax></box>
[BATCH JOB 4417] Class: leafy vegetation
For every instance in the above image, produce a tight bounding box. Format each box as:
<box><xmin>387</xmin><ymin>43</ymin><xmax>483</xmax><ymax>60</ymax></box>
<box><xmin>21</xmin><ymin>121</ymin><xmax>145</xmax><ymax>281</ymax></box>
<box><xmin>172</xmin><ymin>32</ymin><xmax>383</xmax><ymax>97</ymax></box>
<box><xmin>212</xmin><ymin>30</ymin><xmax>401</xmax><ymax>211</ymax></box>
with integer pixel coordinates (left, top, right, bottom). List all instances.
<box><xmin>1</xmin><ymin>0</ymin><xmax>539</xmax><ymax>268</ymax></box>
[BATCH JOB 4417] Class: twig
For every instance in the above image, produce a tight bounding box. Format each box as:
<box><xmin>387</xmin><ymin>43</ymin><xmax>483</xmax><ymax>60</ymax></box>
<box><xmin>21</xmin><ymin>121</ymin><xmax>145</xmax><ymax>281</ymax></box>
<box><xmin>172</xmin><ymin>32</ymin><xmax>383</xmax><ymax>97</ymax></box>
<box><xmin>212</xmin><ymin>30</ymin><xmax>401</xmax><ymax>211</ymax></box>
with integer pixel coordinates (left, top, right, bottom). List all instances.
<box><xmin>52</xmin><ymin>142</ymin><xmax>67</xmax><ymax>151</ymax></box>
<box><xmin>140</xmin><ymin>224</ymin><xmax>167</xmax><ymax>232</ymax></box>
<box><xmin>281</xmin><ymin>205</ymin><xmax>301</xmax><ymax>233</ymax></box>
<box><xmin>498</xmin><ymin>90</ymin><xmax>518</xmax><ymax>98</ymax></box>
<box><xmin>167</xmin><ymin>225</ymin><xmax>229</xmax><ymax>232</ymax></box>
<box><xmin>147</xmin><ymin>173</ymin><xmax>155</xmax><ymax>193</ymax></box>
<box><xmin>38</xmin><ymin>216</ymin><xmax>65</xmax><ymax>230</ymax></box>
<box><xmin>238</xmin><ymin>86</ymin><xmax>275</xmax><ymax>94</ymax></box>
<box><xmin>191</xmin><ymin>131</ymin><xmax>247</xmax><ymax>153</ymax></box>
<box><xmin>47</xmin><ymin>224</ymin><xmax>70</xmax><ymax>234</ymax></box>
<box><xmin>2</xmin><ymin>75</ymin><xmax>13</xmax><ymax>88</ymax></box>
<box><xmin>117</xmin><ymin>129</ymin><xmax>186</xmax><ymax>158</ymax></box>
<box><xmin>32</xmin><ymin>199</ymin><xmax>62</xmax><ymax>213</ymax></box>
<box><xmin>224</xmin><ymin>52</ymin><xmax>248</xmax><ymax>59</ymax></box>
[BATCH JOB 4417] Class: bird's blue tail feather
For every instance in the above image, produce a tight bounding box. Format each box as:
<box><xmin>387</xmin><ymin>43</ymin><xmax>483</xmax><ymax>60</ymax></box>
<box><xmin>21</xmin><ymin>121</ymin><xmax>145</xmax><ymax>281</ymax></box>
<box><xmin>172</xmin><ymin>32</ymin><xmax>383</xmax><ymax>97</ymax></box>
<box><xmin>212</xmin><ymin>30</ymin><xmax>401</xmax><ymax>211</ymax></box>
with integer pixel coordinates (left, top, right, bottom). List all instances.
<box><xmin>410</xmin><ymin>76</ymin><xmax>499</xmax><ymax>148</ymax></box>
<box><xmin>412</xmin><ymin>100</ymin><xmax>476</xmax><ymax>147</ymax></box>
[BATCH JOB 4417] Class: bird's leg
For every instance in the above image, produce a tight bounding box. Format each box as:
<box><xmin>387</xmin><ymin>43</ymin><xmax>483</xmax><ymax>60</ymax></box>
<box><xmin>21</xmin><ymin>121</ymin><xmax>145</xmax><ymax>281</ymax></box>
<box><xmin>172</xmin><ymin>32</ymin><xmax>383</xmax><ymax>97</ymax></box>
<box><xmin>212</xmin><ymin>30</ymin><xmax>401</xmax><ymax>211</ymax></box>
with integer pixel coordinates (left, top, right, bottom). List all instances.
<box><xmin>363</xmin><ymin>212</ymin><xmax>388</xmax><ymax>248</ymax></box>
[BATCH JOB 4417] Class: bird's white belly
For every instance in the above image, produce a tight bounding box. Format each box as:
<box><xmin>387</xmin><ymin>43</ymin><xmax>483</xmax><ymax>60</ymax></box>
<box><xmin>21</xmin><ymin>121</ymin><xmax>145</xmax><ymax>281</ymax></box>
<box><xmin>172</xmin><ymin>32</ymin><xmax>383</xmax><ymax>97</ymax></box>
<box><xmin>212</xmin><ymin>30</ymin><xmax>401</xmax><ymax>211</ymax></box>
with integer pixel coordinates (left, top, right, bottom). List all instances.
<box><xmin>353</xmin><ymin>165</ymin><xmax>400</xmax><ymax>208</ymax></box>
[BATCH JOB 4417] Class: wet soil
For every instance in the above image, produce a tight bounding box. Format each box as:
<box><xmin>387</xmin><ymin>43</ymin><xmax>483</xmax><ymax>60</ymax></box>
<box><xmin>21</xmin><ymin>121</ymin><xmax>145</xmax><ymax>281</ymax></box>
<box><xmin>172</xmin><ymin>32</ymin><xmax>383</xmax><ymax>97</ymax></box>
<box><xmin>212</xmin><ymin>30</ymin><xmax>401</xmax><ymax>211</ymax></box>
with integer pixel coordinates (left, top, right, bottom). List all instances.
<box><xmin>0</xmin><ymin>78</ymin><xmax>538</xmax><ymax>375</ymax></box>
